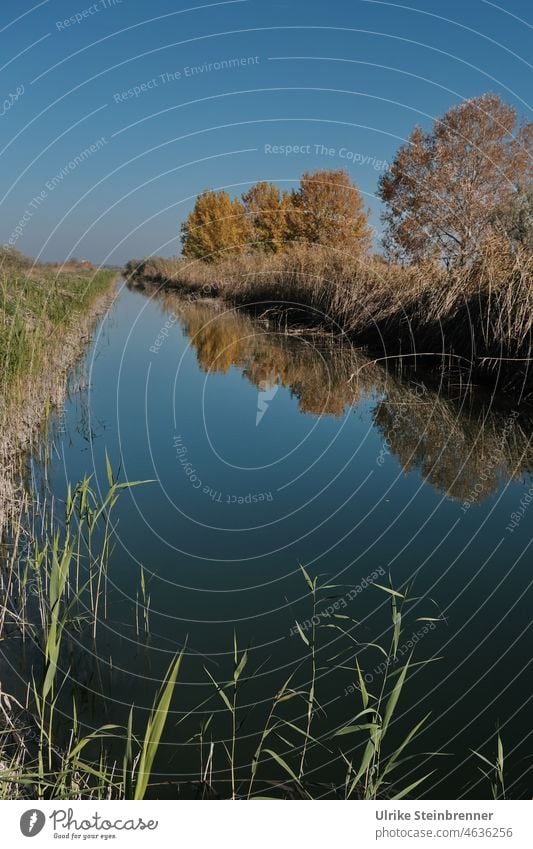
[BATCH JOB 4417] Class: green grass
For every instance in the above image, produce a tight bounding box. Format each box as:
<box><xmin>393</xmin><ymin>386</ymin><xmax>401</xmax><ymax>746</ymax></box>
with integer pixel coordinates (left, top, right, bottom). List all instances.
<box><xmin>0</xmin><ymin>253</ymin><xmax>117</xmax><ymax>530</ymax></box>
<box><xmin>1</xmin><ymin>473</ymin><xmax>436</xmax><ymax>800</ymax></box>
<box><xmin>0</xmin><ymin>472</ymin><xmax>516</xmax><ymax>800</ymax></box>
<box><xmin>0</xmin><ymin>260</ymin><xmax>116</xmax><ymax>408</ymax></box>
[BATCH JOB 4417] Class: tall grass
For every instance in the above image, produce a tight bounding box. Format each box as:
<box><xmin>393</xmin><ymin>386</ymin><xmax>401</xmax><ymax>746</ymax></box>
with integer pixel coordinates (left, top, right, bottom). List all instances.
<box><xmin>0</xmin><ymin>474</ymin><xmax>519</xmax><ymax>800</ymax></box>
<box><xmin>190</xmin><ymin>565</ymin><xmax>444</xmax><ymax>800</ymax></box>
<box><xmin>0</xmin><ymin>470</ymin><xmax>179</xmax><ymax>801</ymax></box>
<box><xmin>0</xmin><ymin>256</ymin><xmax>116</xmax><ymax>531</ymax></box>
<box><xmin>0</xmin><ymin>261</ymin><xmax>115</xmax><ymax>407</ymax></box>
<box><xmin>1</xmin><ymin>473</ymin><xmax>436</xmax><ymax>799</ymax></box>
<box><xmin>134</xmin><ymin>293</ymin><xmax>533</xmax><ymax>504</ymax></box>
<box><xmin>124</xmin><ymin>240</ymin><xmax>533</xmax><ymax>395</ymax></box>
<box><xmin>1</xmin><ymin>474</ymin><xmax>125</xmax><ymax>799</ymax></box>
<box><xmin>473</xmin><ymin>732</ymin><xmax>506</xmax><ymax>800</ymax></box>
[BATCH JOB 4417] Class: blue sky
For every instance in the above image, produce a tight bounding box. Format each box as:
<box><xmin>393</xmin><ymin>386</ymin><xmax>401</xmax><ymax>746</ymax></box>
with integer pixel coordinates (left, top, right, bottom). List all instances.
<box><xmin>1</xmin><ymin>0</ymin><xmax>531</xmax><ymax>264</ymax></box>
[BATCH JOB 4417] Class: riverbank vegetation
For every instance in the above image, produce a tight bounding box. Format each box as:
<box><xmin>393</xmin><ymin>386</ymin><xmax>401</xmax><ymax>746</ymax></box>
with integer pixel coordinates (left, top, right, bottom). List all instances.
<box><xmin>153</xmin><ymin>295</ymin><xmax>533</xmax><ymax>503</ymax></box>
<box><xmin>1</xmin><ymin>474</ymin><xmax>512</xmax><ymax>800</ymax></box>
<box><xmin>0</xmin><ymin>313</ymin><xmax>524</xmax><ymax>798</ymax></box>
<box><xmin>0</xmin><ymin>247</ymin><xmax>117</xmax><ymax>529</ymax></box>
<box><xmin>1</xmin><ymin>93</ymin><xmax>530</xmax><ymax>802</ymax></box>
<box><xmin>125</xmin><ymin>94</ymin><xmax>533</xmax><ymax>396</ymax></box>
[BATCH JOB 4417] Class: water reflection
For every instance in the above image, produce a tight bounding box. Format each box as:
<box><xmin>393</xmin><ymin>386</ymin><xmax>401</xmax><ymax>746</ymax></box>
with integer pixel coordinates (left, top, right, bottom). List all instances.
<box><xmin>150</xmin><ymin>289</ymin><xmax>533</xmax><ymax>502</ymax></box>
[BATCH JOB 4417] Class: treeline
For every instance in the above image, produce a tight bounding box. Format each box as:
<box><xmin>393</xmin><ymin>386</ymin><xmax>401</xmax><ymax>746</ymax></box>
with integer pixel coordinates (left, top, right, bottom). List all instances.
<box><xmin>178</xmin><ymin>94</ymin><xmax>531</xmax><ymax>267</ymax></box>
<box><xmin>0</xmin><ymin>246</ymin><xmax>95</xmax><ymax>272</ymax></box>
<box><xmin>180</xmin><ymin>169</ymin><xmax>371</xmax><ymax>261</ymax></box>
<box><xmin>124</xmin><ymin>94</ymin><xmax>533</xmax><ymax>396</ymax></box>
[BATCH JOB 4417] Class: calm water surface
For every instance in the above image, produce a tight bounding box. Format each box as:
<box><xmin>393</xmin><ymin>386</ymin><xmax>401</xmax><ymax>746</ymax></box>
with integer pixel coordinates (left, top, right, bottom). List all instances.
<box><xmin>16</xmin><ymin>280</ymin><xmax>533</xmax><ymax>798</ymax></box>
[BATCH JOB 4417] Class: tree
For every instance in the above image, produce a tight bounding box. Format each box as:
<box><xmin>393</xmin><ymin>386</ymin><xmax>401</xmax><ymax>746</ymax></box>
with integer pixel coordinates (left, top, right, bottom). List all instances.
<box><xmin>378</xmin><ymin>94</ymin><xmax>533</xmax><ymax>266</ymax></box>
<box><xmin>241</xmin><ymin>181</ymin><xmax>291</xmax><ymax>252</ymax></box>
<box><xmin>0</xmin><ymin>246</ymin><xmax>31</xmax><ymax>271</ymax></box>
<box><xmin>287</xmin><ymin>170</ymin><xmax>371</xmax><ymax>254</ymax></box>
<box><xmin>181</xmin><ymin>190</ymin><xmax>251</xmax><ymax>261</ymax></box>
<box><xmin>493</xmin><ymin>187</ymin><xmax>533</xmax><ymax>252</ymax></box>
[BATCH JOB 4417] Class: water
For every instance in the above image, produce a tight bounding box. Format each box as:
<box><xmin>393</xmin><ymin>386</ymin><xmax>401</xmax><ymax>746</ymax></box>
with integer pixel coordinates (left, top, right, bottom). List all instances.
<box><xmin>15</xmin><ymin>280</ymin><xmax>533</xmax><ymax>797</ymax></box>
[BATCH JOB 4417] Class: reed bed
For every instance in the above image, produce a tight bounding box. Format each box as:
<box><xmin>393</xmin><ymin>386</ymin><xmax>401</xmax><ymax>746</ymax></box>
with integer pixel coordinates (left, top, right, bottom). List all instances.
<box><xmin>0</xmin><ymin>249</ymin><xmax>525</xmax><ymax>798</ymax></box>
<box><xmin>147</xmin><ymin>294</ymin><xmax>533</xmax><ymax>502</ymax></box>
<box><xmin>125</xmin><ymin>240</ymin><xmax>533</xmax><ymax>396</ymax></box>
<box><xmin>0</xmin><ymin>468</ymin><xmax>515</xmax><ymax>800</ymax></box>
<box><xmin>0</xmin><ymin>476</ymin><xmax>439</xmax><ymax>800</ymax></box>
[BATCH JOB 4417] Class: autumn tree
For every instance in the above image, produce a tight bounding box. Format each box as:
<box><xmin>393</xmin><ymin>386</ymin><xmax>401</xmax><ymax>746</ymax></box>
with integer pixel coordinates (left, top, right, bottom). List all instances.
<box><xmin>378</xmin><ymin>94</ymin><xmax>533</xmax><ymax>266</ymax></box>
<box><xmin>181</xmin><ymin>190</ymin><xmax>251</xmax><ymax>261</ymax></box>
<box><xmin>493</xmin><ymin>187</ymin><xmax>533</xmax><ymax>253</ymax></box>
<box><xmin>241</xmin><ymin>181</ymin><xmax>292</xmax><ymax>252</ymax></box>
<box><xmin>287</xmin><ymin>170</ymin><xmax>371</xmax><ymax>255</ymax></box>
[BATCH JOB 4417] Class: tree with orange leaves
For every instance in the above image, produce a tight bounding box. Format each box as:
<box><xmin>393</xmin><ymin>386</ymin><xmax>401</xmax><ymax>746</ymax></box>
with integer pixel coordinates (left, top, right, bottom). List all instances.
<box><xmin>242</xmin><ymin>181</ymin><xmax>292</xmax><ymax>252</ymax></box>
<box><xmin>379</xmin><ymin>94</ymin><xmax>532</xmax><ymax>267</ymax></box>
<box><xmin>287</xmin><ymin>169</ymin><xmax>371</xmax><ymax>255</ymax></box>
<box><xmin>181</xmin><ymin>190</ymin><xmax>251</xmax><ymax>262</ymax></box>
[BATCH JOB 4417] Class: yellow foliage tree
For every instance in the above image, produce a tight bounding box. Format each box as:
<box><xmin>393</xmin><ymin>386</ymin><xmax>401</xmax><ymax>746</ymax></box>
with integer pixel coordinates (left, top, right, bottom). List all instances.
<box><xmin>287</xmin><ymin>169</ymin><xmax>371</xmax><ymax>255</ymax></box>
<box><xmin>242</xmin><ymin>181</ymin><xmax>292</xmax><ymax>252</ymax></box>
<box><xmin>181</xmin><ymin>190</ymin><xmax>251</xmax><ymax>262</ymax></box>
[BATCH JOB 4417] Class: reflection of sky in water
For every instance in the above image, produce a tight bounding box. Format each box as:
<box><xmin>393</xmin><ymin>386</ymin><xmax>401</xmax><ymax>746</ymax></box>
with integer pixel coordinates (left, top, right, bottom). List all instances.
<box><xmin>24</xmin><ymin>282</ymin><xmax>533</xmax><ymax>799</ymax></box>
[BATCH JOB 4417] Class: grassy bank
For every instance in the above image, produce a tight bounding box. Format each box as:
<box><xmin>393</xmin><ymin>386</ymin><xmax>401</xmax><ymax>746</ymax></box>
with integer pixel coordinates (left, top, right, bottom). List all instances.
<box><xmin>124</xmin><ymin>242</ymin><xmax>533</xmax><ymax>397</ymax></box>
<box><xmin>0</xmin><ymin>274</ymin><xmax>521</xmax><ymax>799</ymax></box>
<box><xmin>0</xmin><ymin>251</ymin><xmax>117</xmax><ymax>529</ymax></box>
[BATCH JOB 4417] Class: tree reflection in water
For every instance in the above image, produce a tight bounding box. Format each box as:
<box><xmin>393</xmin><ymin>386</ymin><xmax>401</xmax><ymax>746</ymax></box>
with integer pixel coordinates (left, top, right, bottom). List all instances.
<box><xmin>152</xmin><ymin>289</ymin><xmax>533</xmax><ymax>503</ymax></box>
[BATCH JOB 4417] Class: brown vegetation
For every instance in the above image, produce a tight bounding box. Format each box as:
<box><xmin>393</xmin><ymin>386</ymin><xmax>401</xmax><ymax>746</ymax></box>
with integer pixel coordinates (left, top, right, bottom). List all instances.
<box><xmin>378</xmin><ymin>94</ymin><xmax>532</xmax><ymax>266</ymax></box>
<box><xmin>125</xmin><ymin>93</ymin><xmax>533</xmax><ymax>396</ymax></box>
<box><xmin>147</xmin><ymin>293</ymin><xmax>533</xmax><ymax>502</ymax></box>
<box><xmin>125</xmin><ymin>237</ymin><xmax>533</xmax><ymax>394</ymax></box>
<box><xmin>287</xmin><ymin>169</ymin><xmax>371</xmax><ymax>253</ymax></box>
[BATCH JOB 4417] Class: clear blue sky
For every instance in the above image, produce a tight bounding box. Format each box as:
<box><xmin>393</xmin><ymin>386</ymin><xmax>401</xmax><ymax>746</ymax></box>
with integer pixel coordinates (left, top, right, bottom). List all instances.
<box><xmin>1</xmin><ymin>0</ymin><xmax>531</xmax><ymax>264</ymax></box>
